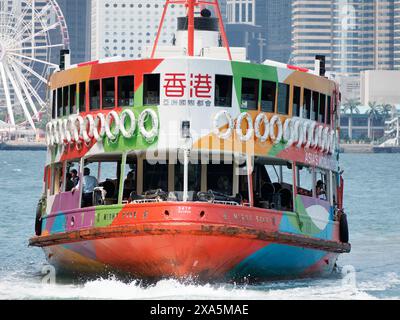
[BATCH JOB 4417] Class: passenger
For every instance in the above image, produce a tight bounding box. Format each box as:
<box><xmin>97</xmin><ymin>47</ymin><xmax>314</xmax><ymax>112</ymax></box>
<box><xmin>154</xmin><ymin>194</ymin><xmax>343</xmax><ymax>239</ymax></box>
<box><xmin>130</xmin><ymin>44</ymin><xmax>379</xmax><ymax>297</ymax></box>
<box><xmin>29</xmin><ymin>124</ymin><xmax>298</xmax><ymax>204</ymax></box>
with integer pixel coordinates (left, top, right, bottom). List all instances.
<box><xmin>70</xmin><ymin>169</ymin><xmax>79</xmax><ymax>187</ymax></box>
<box><xmin>217</xmin><ymin>176</ymin><xmax>230</xmax><ymax>195</ymax></box>
<box><xmin>65</xmin><ymin>172</ymin><xmax>75</xmax><ymax>192</ymax></box>
<box><xmin>81</xmin><ymin>168</ymin><xmax>99</xmax><ymax>207</ymax></box>
<box><xmin>124</xmin><ymin>171</ymin><xmax>135</xmax><ymax>190</ymax></box>
<box><xmin>316</xmin><ymin>180</ymin><xmax>327</xmax><ymax>200</ymax></box>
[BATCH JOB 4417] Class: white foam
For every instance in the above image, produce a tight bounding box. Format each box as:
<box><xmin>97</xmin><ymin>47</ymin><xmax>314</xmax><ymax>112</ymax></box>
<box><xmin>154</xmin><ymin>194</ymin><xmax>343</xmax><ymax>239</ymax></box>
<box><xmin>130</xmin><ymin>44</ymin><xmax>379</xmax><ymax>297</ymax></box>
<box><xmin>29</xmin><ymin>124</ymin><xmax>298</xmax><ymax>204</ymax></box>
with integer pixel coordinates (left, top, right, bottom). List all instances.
<box><xmin>0</xmin><ymin>276</ymin><xmax>383</xmax><ymax>300</ymax></box>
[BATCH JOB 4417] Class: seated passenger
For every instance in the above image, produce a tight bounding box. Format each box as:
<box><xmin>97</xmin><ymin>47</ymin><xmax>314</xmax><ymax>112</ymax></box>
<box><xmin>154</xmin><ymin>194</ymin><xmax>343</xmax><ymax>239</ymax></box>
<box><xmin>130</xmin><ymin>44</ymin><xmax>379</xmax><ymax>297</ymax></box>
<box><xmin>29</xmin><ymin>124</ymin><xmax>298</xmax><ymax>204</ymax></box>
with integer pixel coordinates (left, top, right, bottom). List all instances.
<box><xmin>316</xmin><ymin>180</ymin><xmax>327</xmax><ymax>200</ymax></box>
<box><xmin>71</xmin><ymin>169</ymin><xmax>79</xmax><ymax>187</ymax></box>
<box><xmin>216</xmin><ymin>176</ymin><xmax>230</xmax><ymax>195</ymax></box>
<box><xmin>123</xmin><ymin>171</ymin><xmax>135</xmax><ymax>199</ymax></box>
<box><xmin>101</xmin><ymin>179</ymin><xmax>116</xmax><ymax>199</ymax></box>
<box><xmin>81</xmin><ymin>168</ymin><xmax>99</xmax><ymax>207</ymax></box>
<box><xmin>65</xmin><ymin>172</ymin><xmax>75</xmax><ymax>192</ymax></box>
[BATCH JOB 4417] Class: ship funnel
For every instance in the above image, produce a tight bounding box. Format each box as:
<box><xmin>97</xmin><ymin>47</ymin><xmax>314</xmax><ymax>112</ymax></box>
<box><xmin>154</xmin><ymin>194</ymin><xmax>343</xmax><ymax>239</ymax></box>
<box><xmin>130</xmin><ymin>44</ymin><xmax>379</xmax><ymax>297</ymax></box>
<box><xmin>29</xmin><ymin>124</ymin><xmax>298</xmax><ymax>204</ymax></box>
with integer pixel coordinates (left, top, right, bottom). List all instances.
<box><xmin>150</xmin><ymin>0</ymin><xmax>232</xmax><ymax>60</ymax></box>
<box><xmin>176</xmin><ymin>9</ymin><xmax>220</xmax><ymax>56</ymax></box>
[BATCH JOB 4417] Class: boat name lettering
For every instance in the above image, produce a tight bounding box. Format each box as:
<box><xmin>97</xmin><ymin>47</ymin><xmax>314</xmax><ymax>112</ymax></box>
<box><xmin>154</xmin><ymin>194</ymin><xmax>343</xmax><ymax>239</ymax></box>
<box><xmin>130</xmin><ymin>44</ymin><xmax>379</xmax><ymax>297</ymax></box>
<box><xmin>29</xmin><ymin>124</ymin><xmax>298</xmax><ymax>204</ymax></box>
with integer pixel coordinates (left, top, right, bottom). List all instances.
<box><xmin>233</xmin><ymin>213</ymin><xmax>252</xmax><ymax>221</ymax></box>
<box><xmin>255</xmin><ymin>215</ymin><xmax>275</xmax><ymax>224</ymax></box>
<box><xmin>178</xmin><ymin>206</ymin><xmax>192</xmax><ymax>214</ymax></box>
<box><xmin>163</xmin><ymin>73</ymin><xmax>213</xmax><ymax>99</ymax></box>
<box><xmin>304</xmin><ymin>152</ymin><xmax>321</xmax><ymax>166</ymax></box>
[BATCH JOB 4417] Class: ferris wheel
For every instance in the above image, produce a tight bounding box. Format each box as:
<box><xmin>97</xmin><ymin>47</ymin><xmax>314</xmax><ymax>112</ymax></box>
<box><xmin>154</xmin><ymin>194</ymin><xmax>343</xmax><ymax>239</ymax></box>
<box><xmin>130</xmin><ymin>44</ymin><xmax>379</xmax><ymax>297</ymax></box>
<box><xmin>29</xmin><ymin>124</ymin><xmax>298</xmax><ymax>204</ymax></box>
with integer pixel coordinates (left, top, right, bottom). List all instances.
<box><xmin>0</xmin><ymin>0</ymin><xmax>69</xmax><ymax>130</ymax></box>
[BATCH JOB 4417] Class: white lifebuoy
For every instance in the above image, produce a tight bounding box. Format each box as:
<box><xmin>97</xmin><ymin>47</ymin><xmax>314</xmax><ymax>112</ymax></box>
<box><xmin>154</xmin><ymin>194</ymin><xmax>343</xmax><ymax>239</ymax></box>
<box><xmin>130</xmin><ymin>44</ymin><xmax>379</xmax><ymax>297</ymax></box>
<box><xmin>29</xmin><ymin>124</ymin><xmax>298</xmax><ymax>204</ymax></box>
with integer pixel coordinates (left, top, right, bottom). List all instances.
<box><xmin>82</xmin><ymin>114</ymin><xmax>95</xmax><ymax>143</ymax></box>
<box><xmin>296</xmin><ymin>118</ymin><xmax>307</xmax><ymax>148</ymax></box>
<box><xmin>120</xmin><ymin>109</ymin><xmax>136</xmax><ymax>139</ymax></box>
<box><xmin>329</xmin><ymin>129</ymin><xmax>336</xmax><ymax>154</ymax></box>
<box><xmin>321</xmin><ymin>127</ymin><xmax>329</xmax><ymax>152</ymax></box>
<box><xmin>302</xmin><ymin>120</ymin><xmax>312</xmax><ymax>149</ymax></box>
<box><xmin>306</xmin><ymin>120</ymin><xmax>316</xmax><ymax>149</ymax></box>
<box><xmin>63</xmin><ymin>118</ymin><xmax>72</xmax><ymax>144</ymax></box>
<box><xmin>73</xmin><ymin>115</ymin><xmax>85</xmax><ymax>143</ymax></box>
<box><xmin>255</xmin><ymin>113</ymin><xmax>270</xmax><ymax>143</ymax></box>
<box><xmin>93</xmin><ymin>113</ymin><xmax>106</xmax><ymax>141</ymax></box>
<box><xmin>45</xmin><ymin>122</ymin><xmax>53</xmax><ymax>147</ymax></box>
<box><xmin>236</xmin><ymin>112</ymin><xmax>254</xmax><ymax>142</ymax></box>
<box><xmin>283</xmin><ymin>118</ymin><xmax>293</xmax><ymax>145</ymax></box>
<box><xmin>269</xmin><ymin>115</ymin><xmax>283</xmax><ymax>144</ymax></box>
<box><xmin>67</xmin><ymin>116</ymin><xmax>76</xmax><ymax>143</ymax></box>
<box><xmin>310</xmin><ymin>121</ymin><xmax>319</xmax><ymax>149</ymax></box>
<box><xmin>324</xmin><ymin>128</ymin><xmax>330</xmax><ymax>154</ymax></box>
<box><xmin>317</xmin><ymin>125</ymin><xmax>324</xmax><ymax>150</ymax></box>
<box><xmin>289</xmin><ymin>118</ymin><xmax>299</xmax><ymax>146</ymax></box>
<box><xmin>56</xmin><ymin>119</ymin><xmax>64</xmax><ymax>145</ymax></box>
<box><xmin>213</xmin><ymin>110</ymin><xmax>233</xmax><ymax>140</ymax></box>
<box><xmin>105</xmin><ymin>111</ymin><xmax>121</xmax><ymax>141</ymax></box>
<box><xmin>51</xmin><ymin>121</ymin><xmax>59</xmax><ymax>145</ymax></box>
<box><xmin>138</xmin><ymin>109</ymin><xmax>159</xmax><ymax>142</ymax></box>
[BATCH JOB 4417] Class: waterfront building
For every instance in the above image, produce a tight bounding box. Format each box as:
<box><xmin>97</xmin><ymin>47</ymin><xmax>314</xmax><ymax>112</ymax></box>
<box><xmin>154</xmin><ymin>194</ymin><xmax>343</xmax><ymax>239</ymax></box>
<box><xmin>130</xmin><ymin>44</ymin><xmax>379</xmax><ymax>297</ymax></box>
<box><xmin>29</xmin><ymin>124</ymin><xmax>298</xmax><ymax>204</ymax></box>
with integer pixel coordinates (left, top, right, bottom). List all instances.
<box><xmin>340</xmin><ymin>107</ymin><xmax>386</xmax><ymax>141</ymax></box>
<box><xmin>360</xmin><ymin>70</ymin><xmax>400</xmax><ymax>106</ymax></box>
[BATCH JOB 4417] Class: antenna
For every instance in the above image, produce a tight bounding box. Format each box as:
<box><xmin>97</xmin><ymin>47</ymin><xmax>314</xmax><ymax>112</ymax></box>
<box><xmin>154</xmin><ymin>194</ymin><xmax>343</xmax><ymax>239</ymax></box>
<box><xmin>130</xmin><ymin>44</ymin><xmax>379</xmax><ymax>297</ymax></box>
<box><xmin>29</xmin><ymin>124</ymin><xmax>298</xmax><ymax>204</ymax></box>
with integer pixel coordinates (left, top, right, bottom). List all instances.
<box><xmin>151</xmin><ymin>0</ymin><xmax>232</xmax><ymax>60</ymax></box>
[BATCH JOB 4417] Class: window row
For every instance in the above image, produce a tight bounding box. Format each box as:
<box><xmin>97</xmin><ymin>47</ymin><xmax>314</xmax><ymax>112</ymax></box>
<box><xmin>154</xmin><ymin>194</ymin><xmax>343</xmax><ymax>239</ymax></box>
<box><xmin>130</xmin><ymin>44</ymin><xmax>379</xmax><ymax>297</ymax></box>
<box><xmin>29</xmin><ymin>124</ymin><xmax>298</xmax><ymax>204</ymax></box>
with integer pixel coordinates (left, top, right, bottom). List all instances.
<box><xmin>52</xmin><ymin>73</ymin><xmax>334</xmax><ymax>127</ymax></box>
<box><xmin>47</xmin><ymin>154</ymin><xmax>338</xmax><ymax>215</ymax></box>
<box><xmin>52</xmin><ymin>74</ymin><xmax>159</xmax><ymax>118</ymax></box>
<box><xmin>239</xmin><ymin>78</ymin><xmax>333</xmax><ymax>125</ymax></box>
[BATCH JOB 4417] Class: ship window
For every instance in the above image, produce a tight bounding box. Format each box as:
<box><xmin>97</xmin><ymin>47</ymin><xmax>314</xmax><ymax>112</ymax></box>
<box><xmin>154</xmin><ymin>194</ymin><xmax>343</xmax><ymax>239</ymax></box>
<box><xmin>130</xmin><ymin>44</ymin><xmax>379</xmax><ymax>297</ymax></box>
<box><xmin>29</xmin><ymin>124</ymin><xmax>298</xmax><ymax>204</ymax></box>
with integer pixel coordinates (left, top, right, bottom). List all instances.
<box><xmin>122</xmin><ymin>157</ymin><xmax>137</xmax><ymax>201</ymax></box>
<box><xmin>65</xmin><ymin>161</ymin><xmax>80</xmax><ymax>192</ymax></box>
<box><xmin>51</xmin><ymin>163</ymin><xmax>63</xmax><ymax>196</ymax></box>
<box><xmin>293</xmin><ymin>86</ymin><xmax>301</xmax><ymax>117</ymax></box>
<box><xmin>143</xmin><ymin>161</ymin><xmax>168</xmax><ymax>193</ymax></box>
<box><xmin>296</xmin><ymin>164</ymin><xmax>314</xmax><ymax>198</ymax></box>
<box><xmin>241</xmin><ymin>78</ymin><xmax>259</xmax><ymax>110</ymax></box>
<box><xmin>277</xmin><ymin>83</ymin><xmax>289</xmax><ymax>115</ymax></box>
<box><xmin>143</xmin><ymin>74</ymin><xmax>160</xmax><ymax>106</ymax></box>
<box><xmin>51</xmin><ymin>90</ymin><xmax>56</xmax><ymax>119</ymax></box>
<box><xmin>102</xmin><ymin>77</ymin><xmax>116</xmax><ymax>109</ymax></box>
<box><xmin>63</xmin><ymin>86</ymin><xmax>69</xmax><ymax>116</ymax></box>
<box><xmin>312</xmin><ymin>91</ymin><xmax>319</xmax><ymax>121</ymax></box>
<box><xmin>207</xmin><ymin>164</ymin><xmax>233</xmax><ymax>196</ymax></box>
<box><xmin>315</xmin><ymin>168</ymin><xmax>329</xmax><ymax>202</ymax></box>
<box><xmin>327</xmin><ymin>96</ymin><xmax>332</xmax><ymax>125</ymax></box>
<box><xmin>89</xmin><ymin>79</ymin><xmax>101</xmax><ymax>110</ymax></box>
<box><xmin>79</xmin><ymin>82</ymin><xmax>86</xmax><ymax>113</ymax></box>
<box><xmin>261</xmin><ymin>80</ymin><xmax>276</xmax><ymax>113</ymax></box>
<box><xmin>254</xmin><ymin>160</ymin><xmax>293</xmax><ymax>211</ymax></box>
<box><xmin>69</xmin><ymin>84</ymin><xmax>77</xmax><ymax>114</ymax></box>
<box><xmin>303</xmin><ymin>89</ymin><xmax>311</xmax><ymax>119</ymax></box>
<box><xmin>81</xmin><ymin>156</ymin><xmax>126</xmax><ymax>207</ymax></box>
<box><xmin>319</xmin><ymin>94</ymin><xmax>326</xmax><ymax>123</ymax></box>
<box><xmin>174</xmin><ymin>163</ymin><xmax>201</xmax><ymax>194</ymax></box>
<box><xmin>214</xmin><ymin>75</ymin><xmax>232</xmax><ymax>107</ymax></box>
<box><xmin>118</xmin><ymin>76</ymin><xmax>134</xmax><ymax>107</ymax></box>
<box><xmin>57</xmin><ymin>88</ymin><xmax>62</xmax><ymax>117</ymax></box>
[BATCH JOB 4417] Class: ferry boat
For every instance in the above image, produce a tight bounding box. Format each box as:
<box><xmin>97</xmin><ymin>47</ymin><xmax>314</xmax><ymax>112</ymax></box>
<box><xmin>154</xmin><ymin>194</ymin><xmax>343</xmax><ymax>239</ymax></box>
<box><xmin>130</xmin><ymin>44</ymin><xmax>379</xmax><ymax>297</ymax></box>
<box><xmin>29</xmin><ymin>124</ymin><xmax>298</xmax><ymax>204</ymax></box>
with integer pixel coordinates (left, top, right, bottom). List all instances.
<box><xmin>30</xmin><ymin>0</ymin><xmax>350</xmax><ymax>281</ymax></box>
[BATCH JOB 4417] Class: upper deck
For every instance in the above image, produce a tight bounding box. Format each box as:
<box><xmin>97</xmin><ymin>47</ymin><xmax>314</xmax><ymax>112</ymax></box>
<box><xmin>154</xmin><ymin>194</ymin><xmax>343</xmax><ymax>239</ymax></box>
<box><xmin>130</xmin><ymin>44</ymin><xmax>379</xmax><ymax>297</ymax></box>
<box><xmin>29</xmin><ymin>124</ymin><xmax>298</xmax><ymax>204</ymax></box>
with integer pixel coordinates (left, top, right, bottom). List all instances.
<box><xmin>46</xmin><ymin>56</ymin><xmax>340</xmax><ymax>171</ymax></box>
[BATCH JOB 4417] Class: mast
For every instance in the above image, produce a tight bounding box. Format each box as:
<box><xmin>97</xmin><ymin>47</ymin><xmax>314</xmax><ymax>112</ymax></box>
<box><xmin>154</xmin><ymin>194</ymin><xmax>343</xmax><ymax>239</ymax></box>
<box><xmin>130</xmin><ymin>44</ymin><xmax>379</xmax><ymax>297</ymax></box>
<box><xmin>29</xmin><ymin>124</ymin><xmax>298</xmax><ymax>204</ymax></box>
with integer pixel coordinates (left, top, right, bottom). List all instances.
<box><xmin>151</xmin><ymin>0</ymin><xmax>232</xmax><ymax>60</ymax></box>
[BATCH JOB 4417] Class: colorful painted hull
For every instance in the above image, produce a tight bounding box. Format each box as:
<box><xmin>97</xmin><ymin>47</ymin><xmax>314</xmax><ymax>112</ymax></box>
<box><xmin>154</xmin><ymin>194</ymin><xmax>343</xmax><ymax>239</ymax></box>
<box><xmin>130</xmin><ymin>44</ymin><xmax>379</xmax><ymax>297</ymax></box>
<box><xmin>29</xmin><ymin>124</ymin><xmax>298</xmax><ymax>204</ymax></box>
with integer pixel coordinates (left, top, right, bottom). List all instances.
<box><xmin>31</xmin><ymin>200</ymin><xmax>350</xmax><ymax>281</ymax></box>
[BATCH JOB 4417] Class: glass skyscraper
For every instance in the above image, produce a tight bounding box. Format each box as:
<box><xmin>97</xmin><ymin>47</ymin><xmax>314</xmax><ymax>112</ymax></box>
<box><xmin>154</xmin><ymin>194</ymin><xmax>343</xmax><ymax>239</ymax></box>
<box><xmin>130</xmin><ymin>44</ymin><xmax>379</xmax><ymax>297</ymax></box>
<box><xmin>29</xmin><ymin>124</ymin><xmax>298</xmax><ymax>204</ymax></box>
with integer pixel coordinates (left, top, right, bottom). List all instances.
<box><xmin>225</xmin><ymin>0</ymin><xmax>292</xmax><ymax>63</ymax></box>
<box><xmin>292</xmin><ymin>0</ymin><xmax>396</xmax><ymax>100</ymax></box>
<box><xmin>57</xmin><ymin>0</ymin><xmax>91</xmax><ymax>64</ymax></box>
<box><xmin>395</xmin><ymin>0</ymin><xmax>400</xmax><ymax>69</ymax></box>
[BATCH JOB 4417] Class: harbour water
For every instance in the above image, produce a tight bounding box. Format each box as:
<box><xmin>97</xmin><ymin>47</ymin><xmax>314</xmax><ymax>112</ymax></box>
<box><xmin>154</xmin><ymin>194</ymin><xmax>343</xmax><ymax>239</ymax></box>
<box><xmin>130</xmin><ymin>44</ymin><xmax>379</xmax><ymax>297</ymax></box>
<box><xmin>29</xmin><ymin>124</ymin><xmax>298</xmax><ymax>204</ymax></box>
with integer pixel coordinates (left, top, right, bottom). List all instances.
<box><xmin>0</xmin><ymin>151</ymin><xmax>399</xmax><ymax>300</ymax></box>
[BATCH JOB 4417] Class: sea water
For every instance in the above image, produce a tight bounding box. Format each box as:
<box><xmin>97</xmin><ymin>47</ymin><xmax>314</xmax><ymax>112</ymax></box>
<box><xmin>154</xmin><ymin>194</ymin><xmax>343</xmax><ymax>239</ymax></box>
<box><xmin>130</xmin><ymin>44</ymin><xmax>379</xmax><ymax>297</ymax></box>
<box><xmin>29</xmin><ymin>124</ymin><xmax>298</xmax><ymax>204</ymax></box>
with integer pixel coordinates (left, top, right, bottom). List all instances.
<box><xmin>0</xmin><ymin>151</ymin><xmax>399</xmax><ymax>300</ymax></box>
